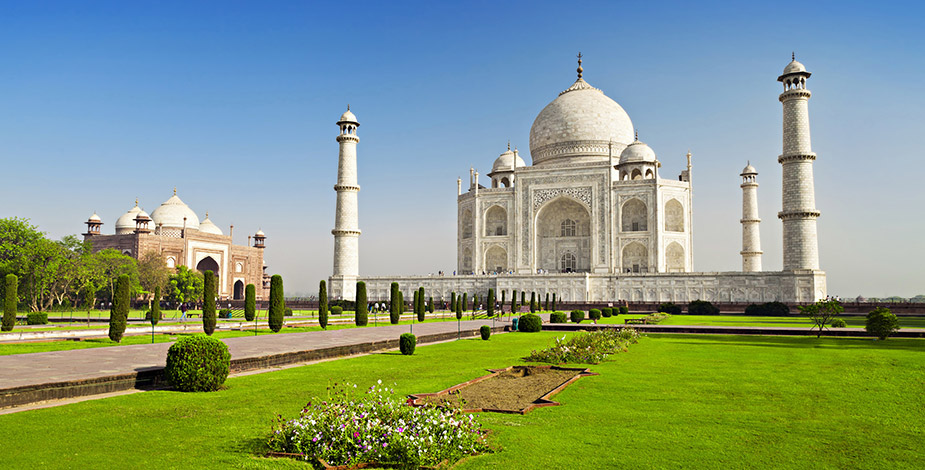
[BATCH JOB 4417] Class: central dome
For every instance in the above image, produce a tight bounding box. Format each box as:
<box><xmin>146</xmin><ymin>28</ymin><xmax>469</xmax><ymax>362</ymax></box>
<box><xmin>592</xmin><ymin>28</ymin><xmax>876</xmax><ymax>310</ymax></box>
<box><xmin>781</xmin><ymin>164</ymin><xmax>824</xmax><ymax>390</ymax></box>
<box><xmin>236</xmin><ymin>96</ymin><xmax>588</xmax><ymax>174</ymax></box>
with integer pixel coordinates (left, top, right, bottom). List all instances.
<box><xmin>529</xmin><ymin>78</ymin><xmax>634</xmax><ymax>166</ymax></box>
<box><xmin>151</xmin><ymin>192</ymin><xmax>200</xmax><ymax>230</ymax></box>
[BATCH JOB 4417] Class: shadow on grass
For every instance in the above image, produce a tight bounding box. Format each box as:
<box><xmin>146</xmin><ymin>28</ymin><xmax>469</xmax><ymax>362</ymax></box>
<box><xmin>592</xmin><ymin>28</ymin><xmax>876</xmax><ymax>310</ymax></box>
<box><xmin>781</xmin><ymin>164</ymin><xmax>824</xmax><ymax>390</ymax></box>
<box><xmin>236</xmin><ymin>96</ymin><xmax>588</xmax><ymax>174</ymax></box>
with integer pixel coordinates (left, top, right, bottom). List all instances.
<box><xmin>660</xmin><ymin>334</ymin><xmax>925</xmax><ymax>352</ymax></box>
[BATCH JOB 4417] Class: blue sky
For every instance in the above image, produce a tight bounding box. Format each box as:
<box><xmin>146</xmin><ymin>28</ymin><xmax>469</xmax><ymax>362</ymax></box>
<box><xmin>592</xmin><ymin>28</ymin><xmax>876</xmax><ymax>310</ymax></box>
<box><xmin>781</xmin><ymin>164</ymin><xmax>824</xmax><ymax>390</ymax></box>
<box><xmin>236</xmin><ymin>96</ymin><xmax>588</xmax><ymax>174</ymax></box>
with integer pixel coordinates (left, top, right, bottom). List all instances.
<box><xmin>1</xmin><ymin>1</ymin><xmax>923</xmax><ymax>297</ymax></box>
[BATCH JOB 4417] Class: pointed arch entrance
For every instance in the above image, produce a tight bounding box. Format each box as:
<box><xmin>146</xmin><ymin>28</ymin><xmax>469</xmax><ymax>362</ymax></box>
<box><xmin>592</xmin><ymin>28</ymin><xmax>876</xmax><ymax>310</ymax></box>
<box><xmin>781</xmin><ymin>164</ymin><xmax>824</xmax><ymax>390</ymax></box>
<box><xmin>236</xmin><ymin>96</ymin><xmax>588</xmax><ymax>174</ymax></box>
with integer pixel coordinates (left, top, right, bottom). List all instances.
<box><xmin>233</xmin><ymin>280</ymin><xmax>245</xmax><ymax>300</ymax></box>
<box><xmin>535</xmin><ymin>197</ymin><xmax>591</xmax><ymax>273</ymax></box>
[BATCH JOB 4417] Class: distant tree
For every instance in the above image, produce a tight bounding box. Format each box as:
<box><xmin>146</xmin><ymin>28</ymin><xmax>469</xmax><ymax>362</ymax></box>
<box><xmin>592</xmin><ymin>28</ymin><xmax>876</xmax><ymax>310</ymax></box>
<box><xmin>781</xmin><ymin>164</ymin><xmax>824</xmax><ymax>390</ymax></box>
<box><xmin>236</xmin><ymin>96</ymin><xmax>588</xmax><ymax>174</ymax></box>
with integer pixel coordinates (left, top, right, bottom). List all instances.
<box><xmin>244</xmin><ymin>284</ymin><xmax>256</xmax><ymax>321</ymax></box>
<box><xmin>108</xmin><ymin>274</ymin><xmax>130</xmax><ymax>342</ymax></box>
<box><xmin>455</xmin><ymin>295</ymin><xmax>463</xmax><ymax>320</ymax></box>
<box><xmin>319</xmin><ymin>280</ymin><xmax>329</xmax><ymax>329</ymax></box>
<box><xmin>521</xmin><ymin>291</ymin><xmax>526</xmax><ymax>306</ymax></box>
<box><xmin>427</xmin><ymin>296</ymin><xmax>434</xmax><ymax>313</ymax></box>
<box><xmin>137</xmin><ymin>250</ymin><xmax>170</xmax><ymax>301</ymax></box>
<box><xmin>545</xmin><ymin>293</ymin><xmax>549</xmax><ymax>311</ymax></box>
<box><xmin>2</xmin><ymin>274</ymin><xmax>17</xmax><ymax>331</ymax></box>
<box><xmin>511</xmin><ymin>289</ymin><xmax>518</xmax><ymax>314</ymax></box>
<box><xmin>166</xmin><ymin>266</ymin><xmax>204</xmax><ymax>305</ymax></box>
<box><xmin>799</xmin><ymin>299</ymin><xmax>844</xmax><ymax>338</ymax></box>
<box><xmin>530</xmin><ymin>292</ymin><xmax>537</xmax><ymax>313</ymax></box>
<box><xmin>268</xmin><ymin>275</ymin><xmax>285</xmax><ymax>332</ymax></box>
<box><xmin>390</xmin><ymin>282</ymin><xmax>400</xmax><ymax>324</ymax></box>
<box><xmin>202</xmin><ymin>270</ymin><xmax>216</xmax><ymax>335</ymax></box>
<box><xmin>551</xmin><ymin>293</ymin><xmax>556</xmax><ymax>311</ymax></box>
<box><xmin>450</xmin><ymin>292</ymin><xmax>456</xmax><ymax>313</ymax></box>
<box><xmin>501</xmin><ymin>290</ymin><xmax>506</xmax><ymax>312</ymax></box>
<box><xmin>462</xmin><ymin>293</ymin><xmax>468</xmax><ymax>313</ymax></box>
<box><xmin>83</xmin><ymin>282</ymin><xmax>95</xmax><ymax>312</ymax></box>
<box><xmin>866</xmin><ymin>307</ymin><xmax>900</xmax><ymax>340</ymax></box>
<box><xmin>486</xmin><ymin>288</ymin><xmax>495</xmax><ymax>317</ymax></box>
<box><xmin>355</xmin><ymin>281</ymin><xmax>368</xmax><ymax>326</ymax></box>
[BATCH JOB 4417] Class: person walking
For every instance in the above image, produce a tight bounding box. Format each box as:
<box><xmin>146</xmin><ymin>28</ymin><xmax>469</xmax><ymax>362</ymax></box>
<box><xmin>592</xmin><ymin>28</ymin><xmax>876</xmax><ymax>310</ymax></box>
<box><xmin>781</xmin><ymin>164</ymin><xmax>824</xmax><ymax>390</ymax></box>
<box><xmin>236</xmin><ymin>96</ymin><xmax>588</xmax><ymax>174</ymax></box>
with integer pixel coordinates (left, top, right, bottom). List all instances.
<box><xmin>180</xmin><ymin>302</ymin><xmax>187</xmax><ymax>320</ymax></box>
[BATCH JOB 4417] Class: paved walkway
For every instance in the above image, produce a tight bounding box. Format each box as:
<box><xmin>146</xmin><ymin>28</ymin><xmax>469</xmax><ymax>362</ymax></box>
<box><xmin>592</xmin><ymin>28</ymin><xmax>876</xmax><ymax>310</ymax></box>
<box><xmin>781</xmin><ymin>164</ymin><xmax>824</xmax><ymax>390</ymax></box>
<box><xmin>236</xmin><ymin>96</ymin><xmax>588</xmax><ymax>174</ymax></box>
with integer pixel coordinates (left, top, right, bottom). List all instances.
<box><xmin>0</xmin><ymin>317</ymin><xmax>510</xmax><ymax>408</ymax></box>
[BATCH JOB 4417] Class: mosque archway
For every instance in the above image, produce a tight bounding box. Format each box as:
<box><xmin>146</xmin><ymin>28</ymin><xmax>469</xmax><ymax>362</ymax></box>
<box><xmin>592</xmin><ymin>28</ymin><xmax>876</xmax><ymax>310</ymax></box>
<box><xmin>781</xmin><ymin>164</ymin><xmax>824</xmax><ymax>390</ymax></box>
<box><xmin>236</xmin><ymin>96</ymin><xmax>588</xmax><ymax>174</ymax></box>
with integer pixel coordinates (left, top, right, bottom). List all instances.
<box><xmin>196</xmin><ymin>256</ymin><xmax>220</xmax><ymax>284</ymax></box>
<box><xmin>485</xmin><ymin>206</ymin><xmax>507</xmax><ymax>236</ymax></box>
<box><xmin>535</xmin><ymin>197</ymin><xmax>591</xmax><ymax>273</ymax></box>
<box><xmin>621</xmin><ymin>199</ymin><xmax>648</xmax><ymax>232</ymax></box>
<box><xmin>233</xmin><ymin>280</ymin><xmax>245</xmax><ymax>300</ymax></box>
<box><xmin>622</xmin><ymin>242</ymin><xmax>648</xmax><ymax>273</ymax></box>
<box><xmin>665</xmin><ymin>199</ymin><xmax>684</xmax><ymax>232</ymax></box>
<box><xmin>484</xmin><ymin>246</ymin><xmax>507</xmax><ymax>273</ymax></box>
<box><xmin>666</xmin><ymin>242</ymin><xmax>685</xmax><ymax>272</ymax></box>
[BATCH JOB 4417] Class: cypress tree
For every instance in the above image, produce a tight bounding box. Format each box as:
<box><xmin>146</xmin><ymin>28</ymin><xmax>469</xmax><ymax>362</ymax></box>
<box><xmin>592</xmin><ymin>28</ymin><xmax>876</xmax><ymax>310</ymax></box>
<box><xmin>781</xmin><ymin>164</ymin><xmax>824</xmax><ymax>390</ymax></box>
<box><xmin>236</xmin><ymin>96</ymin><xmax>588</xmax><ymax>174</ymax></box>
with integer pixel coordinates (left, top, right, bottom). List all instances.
<box><xmin>552</xmin><ymin>293</ymin><xmax>557</xmax><ymax>311</ymax></box>
<box><xmin>462</xmin><ymin>293</ymin><xmax>468</xmax><ymax>313</ymax></box>
<box><xmin>151</xmin><ymin>285</ymin><xmax>161</xmax><ymax>326</ymax></box>
<box><xmin>428</xmin><ymin>296</ymin><xmax>434</xmax><ymax>313</ymax></box>
<box><xmin>545</xmin><ymin>293</ymin><xmax>550</xmax><ymax>311</ymax></box>
<box><xmin>412</xmin><ymin>289</ymin><xmax>419</xmax><ymax>320</ymax></box>
<box><xmin>501</xmin><ymin>290</ymin><xmax>506</xmax><ymax>310</ymax></box>
<box><xmin>318</xmin><ymin>280</ymin><xmax>328</xmax><ymax>329</ymax></box>
<box><xmin>84</xmin><ymin>282</ymin><xmax>95</xmax><ymax>312</ymax></box>
<box><xmin>355</xmin><ymin>281</ymin><xmax>368</xmax><ymax>326</ymax></box>
<box><xmin>390</xmin><ymin>282</ymin><xmax>400</xmax><ymax>324</ymax></box>
<box><xmin>530</xmin><ymin>292</ymin><xmax>537</xmax><ymax>313</ymax></box>
<box><xmin>203</xmin><ymin>270</ymin><xmax>217</xmax><ymax>335</ymax></box>
<box><xmin>417</xmin><ymin>287</ymin><xmax>425</xmax><ymax>322</ymax></box>
<box><xmin>268</xmin><ymin>275</ymin><xmax>285</xmax><ymax>332</ymax></box>
<box><xmin>108</xmin><ymin>274</ymin><xmax>130</xmax><ymax>342</ymax></box>
<box><xmin>521</xmin><ymin>291</ymin><xmax>526</xmax><ymax>306</ymax></box>
<box><xmin>2</xmin><ymin>274</ymin><xmax>18</xmax><ymax>332</ymax></box>
<box><xmin>455</xmin><ymin>295</ymin><xmax>463</xmax><ymax>320</ymax></box>
<box><xmin>487</xmin><ymin>288</ymin><xmax>495</xmax><ymax>317</ymax></box>
<box><xmin>244</xmin><ymin>284</ymin><xmax>256</xmax><ymax>321</ymax></box>
<box><xmin>450</xmin><ymin>292</ymin><xmax>456</xmax><ymax>313</ymax></box>
<box><xmin>511</xmin><ymin>289</ymin><xmax>518</xmax><ymax>314</ymax></box>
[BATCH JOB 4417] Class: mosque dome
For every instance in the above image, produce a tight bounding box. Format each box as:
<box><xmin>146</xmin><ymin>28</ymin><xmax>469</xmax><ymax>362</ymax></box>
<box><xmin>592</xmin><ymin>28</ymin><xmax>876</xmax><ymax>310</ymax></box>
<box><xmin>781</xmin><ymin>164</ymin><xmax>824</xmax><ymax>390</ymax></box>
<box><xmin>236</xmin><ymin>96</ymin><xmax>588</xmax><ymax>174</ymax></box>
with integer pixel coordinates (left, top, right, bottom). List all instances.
<box><xmin>491</xmin><ymin>148</ymin><xmax>526</xmax><ymax>173</ymax></box>
<box><xmin>151</xmin><ymin>191</ymin><xmax>200</xmax><ymax>230</ymax></box>
<box><xmin>338</xmin><ymin>108</ymin><xmax>358</xmax><ymax>124</ymax></box>
<box><xmin>782</xmin><ymin>59</ymin><xmax>807</xmax><ymax>75</ymax></box>
<box><xmin>619</xmin><ymin>140</ymin><xmax>657</xmax><ymax>165</ymax></box>
<box><xmin>529</xmin><ymin>76</ymin><xmax>634</xmax><ymax>166</ymax></box>
<box><xmin>198</xmin><ymin>213</ymin><xmax>223</xmax><ymax>235</ymax></box>
<box><xmin>115</xmin><ymin>201</ymin><xmax>142</xmax><ymax>234</ymax></box>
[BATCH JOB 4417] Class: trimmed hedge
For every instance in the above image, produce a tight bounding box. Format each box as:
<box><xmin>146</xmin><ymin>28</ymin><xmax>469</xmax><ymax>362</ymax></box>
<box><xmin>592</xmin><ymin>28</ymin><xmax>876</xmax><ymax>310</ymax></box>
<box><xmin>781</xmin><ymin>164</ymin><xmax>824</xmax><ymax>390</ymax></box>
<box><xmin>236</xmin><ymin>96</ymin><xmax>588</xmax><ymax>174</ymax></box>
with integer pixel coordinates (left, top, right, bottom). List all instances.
<box><xmin>601</xmin><ymin>307</ymin><xmax>613</xmax><ymax>317</ymax></box>
<box><xmin>268</xmin><ymin>275</ymin><xmax>285</xmax><ymax>332</ymax></box>
<box><xmin>244</xmin><ymin>284</ymin><xmax>256</xmax><ymax>321</ymax></box>
<box><xmin>2</xmin><ymin>274</ymin><xmax>17</xmax><ymax>331</ymax></box>
<box><xmin>480</xmin><ymin>325</ymin><xmax>491</xmax><ymax>340</ymax></box>
<box><xmin>399</xmin><ymin>333</ymin><xmax>416</xmax><ymax>355</ymax></box>
<box><xmin>518</xmin><ymin>313</ymin><xmax>542</xmax><ymax>332</ymax></box>
<box><xmin>355</xmin><ymin>281</ymin><xmax>368</xmax><ymax>327</ymax></box>
<box><xmin>165</xmin><ymin>335</ymin><xmax>230</xmax><ymax>392</ymax></box>
<box><xmin>26</xmin><ymin>312</ymin><xmax>48</xmax><ymax>325</ymax></box>
<box><xmin>330</xmin><ymin>306</ymin><xmax>343</xmax><ymax>316</ymax></box>
<box><xmin>570</xmin><ymin>310</ymin><xmax>585</xmax><ymax>324</ymax></box>
<box><xmin>109</xmin><ymin>274</ymin><xmax>130</xmax><ymax>342</ymax></box>
<box><xmin>688</xmin><ymin>300</ymin><xmax>719</xmax><ymax>315</ymax></box>
<box><xmin>549</xmin><ymin>311</ymin><xmax>567</xmax><ymax>323</ymax></box>
<box><xmin>658</xmin><ymin>302</ymin><xmax>682</xmax><ymax>315</ymax></box>
<box><xmin>151</xmin><ymin>286</ymin><xmax>162</xmax><ymax>325</ymax></box>
<box><xmin>319</xmin><ymin>280</ymin><xmax>329</xmax><ymax>329</ymax></box>
<box><xmin>588</xmin><ymin>309</ymin><xmax>601</xmax><ymax>322</ymax></box>
<box><xmin>745</xmin><ymin>301</ymin><xmax>791</xmax><ymax>316</ymax></box>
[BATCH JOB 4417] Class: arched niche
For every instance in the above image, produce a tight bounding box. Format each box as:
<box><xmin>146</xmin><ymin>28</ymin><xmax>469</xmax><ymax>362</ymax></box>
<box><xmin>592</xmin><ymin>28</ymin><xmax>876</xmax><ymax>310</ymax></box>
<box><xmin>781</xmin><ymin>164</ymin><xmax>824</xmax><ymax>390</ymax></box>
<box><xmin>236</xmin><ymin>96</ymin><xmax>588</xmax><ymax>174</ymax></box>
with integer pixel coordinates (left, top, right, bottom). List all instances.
<box><xmin>484</xmin><ymin>246</ymin><xmax>507</xmax><ymax>273</ymax></box>
<box><xmin>484</xmin><ymin>205</ymin><xmax>507</xmax><ymax>236</ymax></box>
<box><xmin>665</xmin><ymin>199</ymin><xmax>684</xmax><ymax>232</ymax></box>
<box><xmin>621</xmin><ymin>198</ymin><xmax>648</xmax><ymax>232</ymax></box>
<box><xmin>461</xmin><ymin>209</ymin><xmax>473</xmax><ymax>239</ymax></box>
<box><xmin>535</xmin><ymin>197</ymin><xmax>591</xmax><ymax>273</ymax></box>
<box><xmin>622</xmin><ymin>242</ymin><xmax>648</xmax><ymax>273</ymax></box>
<box><xmin>666</xmin><ymin>242</ymin><xmax>685</xmax><ymax>272</ymax></box>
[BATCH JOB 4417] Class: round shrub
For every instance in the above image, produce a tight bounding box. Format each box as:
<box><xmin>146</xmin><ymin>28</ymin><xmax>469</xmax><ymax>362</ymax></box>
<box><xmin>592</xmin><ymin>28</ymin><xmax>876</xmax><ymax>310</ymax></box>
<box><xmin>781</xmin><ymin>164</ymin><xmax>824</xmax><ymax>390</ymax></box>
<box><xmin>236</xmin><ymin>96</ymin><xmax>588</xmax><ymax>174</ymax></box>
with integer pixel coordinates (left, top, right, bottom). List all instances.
<box><xmin>588</xmin><ymin>309</ymin><xmax>601</xmax><ymax>322</ymax></box>
<box><xmin>570</xmin><ymin>310</ymin><xmax>585</xmax><ymax>324</ymax></box>
<box><xmin>549</xmin><ymin>311</ymin><xmax>567</xmax><ymax>323</ymax></box>
<box><xmin>602</xmin><ymin>307</ymin><xmax>613</xmax><ymax>318</ymax></box>
<box><xmin>518</xmin><ymin>314</ymin><xmax>542</xmax><ymax>332</ymax></box>
<box><xmin>866</xmin><ymin>307</ymin><xmax>899</xmax><ymax>340</ymax></box>
<box><xmin>165</xmin><ymin>335</ymin><xmax>231</xmax><ymax>392</ymax></box>
<box><xmin>26</xmin><ymin>312</ymin><xmax>48</xmax><ymax>325</ymax></box>
<box><xmin>830</xmin><ymin>318</ymin><xmax>847</xmax><ymax>328</ymax></box>
<box><xmin>330</xmin><ymin>306</ymin><xmax>343</xmax><ymax>316</ymax></box>
<box><xmin>480</xmin><ymin>325</ymin><xmax>491</xmax><ymax>340</ymax></box>
<box><xmin>618</xmin><ymin>306</ymin><xmax>629</xmax><ymax>315</ymax></box>
<box><xmin>399</xmin><ymin>333</ymin><xmax>416</xmax><ymax>355</ymax></box>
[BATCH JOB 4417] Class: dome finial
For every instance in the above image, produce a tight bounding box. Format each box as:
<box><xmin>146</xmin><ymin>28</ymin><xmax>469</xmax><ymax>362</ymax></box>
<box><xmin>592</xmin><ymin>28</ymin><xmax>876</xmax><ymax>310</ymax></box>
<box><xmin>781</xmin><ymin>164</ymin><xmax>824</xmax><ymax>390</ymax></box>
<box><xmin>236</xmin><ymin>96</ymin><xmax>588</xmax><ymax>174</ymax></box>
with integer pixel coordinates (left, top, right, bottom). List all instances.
<box><xmin>135</xmin><ymin>197</ymin><xmax>138</xmax><ymax>206</ymax></box>
<box><xmin>792</xmin><ymin>51</ymin><xmax>795</xmax><ymax>61</ymax></box>
<box><xmin>634</xmin><ymin>129</ymin><xmax>638</xmax><ymax>141</ymax></box>
<box><xmin>576</xmin><ymin>52</ymin><xmax>583</xmax><ymax>79</ymax></box>
<box><xmin>173</xmin><ymin>187</ymin><xmax>177</xmax><ymax>196</ymax></box>
<box><xmin>507</xmin><ymin>140</ymin><xmax>510</xmax><ymax>151</ymax></box>
<box><xmin>205</xmin><ymin>211</ymin><xmax>209</xmax><ymax>219</ymax></box>
<box><xmin>347</xmin><ymin>103</ymin><xmax>350</xmax><ymax>111</ymax></box>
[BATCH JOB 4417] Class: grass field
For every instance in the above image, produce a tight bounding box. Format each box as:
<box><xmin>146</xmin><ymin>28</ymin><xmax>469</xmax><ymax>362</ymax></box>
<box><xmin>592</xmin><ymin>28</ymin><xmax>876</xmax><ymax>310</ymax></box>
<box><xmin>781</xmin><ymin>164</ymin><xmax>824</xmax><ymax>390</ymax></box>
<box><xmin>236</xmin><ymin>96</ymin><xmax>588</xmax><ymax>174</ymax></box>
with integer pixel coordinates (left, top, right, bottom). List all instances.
<box><xmin>1</xmin><ymin>332</ymin><xmax>922</xmax><ymax>469</ymax></box>
<box><xmin>596</xmin><ymin>313</ymin><xmax>925</xmax><ymax>329</ymax></box>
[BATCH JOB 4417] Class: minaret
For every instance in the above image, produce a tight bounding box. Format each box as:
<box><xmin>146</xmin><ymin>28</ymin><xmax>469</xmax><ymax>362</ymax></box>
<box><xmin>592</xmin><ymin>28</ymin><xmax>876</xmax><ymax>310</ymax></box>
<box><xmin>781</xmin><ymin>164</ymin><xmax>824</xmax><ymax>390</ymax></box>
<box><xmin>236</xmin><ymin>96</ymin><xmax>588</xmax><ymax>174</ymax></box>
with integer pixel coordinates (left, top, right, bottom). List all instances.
<box><xmin>777</xmin><ymin>54</ymin><xmax>820</xmax><ymax>271</ymax></box>
<box><xmin>331</xmin><ymin>106</ymin><xmax>361</xmax><ymax>299</ymax></box>
<box><xmin>740</xmin><ymin>162</ymin><xmax>762</xmax><ymax>271</ymax></box>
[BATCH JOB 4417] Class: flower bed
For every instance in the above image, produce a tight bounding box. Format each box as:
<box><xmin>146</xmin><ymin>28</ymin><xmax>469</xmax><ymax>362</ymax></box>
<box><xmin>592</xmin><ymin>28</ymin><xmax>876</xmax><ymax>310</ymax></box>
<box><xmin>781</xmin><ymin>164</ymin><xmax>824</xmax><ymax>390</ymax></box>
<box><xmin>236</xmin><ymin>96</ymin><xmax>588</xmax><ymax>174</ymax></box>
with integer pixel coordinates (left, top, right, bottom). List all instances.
<box><xmin>267</xmin><ymin>381</ymin><xmax>490</xmax><ymax>468</ymax></box>
<box><xmin>524</xmin><ymin>327</ymin><xmax>640</xmax><ymax>364</ymax></box>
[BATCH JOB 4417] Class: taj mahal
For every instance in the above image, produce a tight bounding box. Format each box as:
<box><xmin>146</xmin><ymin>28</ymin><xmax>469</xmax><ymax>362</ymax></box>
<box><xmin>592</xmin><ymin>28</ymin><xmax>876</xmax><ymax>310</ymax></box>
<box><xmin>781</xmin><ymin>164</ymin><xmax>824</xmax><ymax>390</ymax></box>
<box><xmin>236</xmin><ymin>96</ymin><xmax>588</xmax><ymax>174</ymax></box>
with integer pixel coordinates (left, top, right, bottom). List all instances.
<box><xmin>329</xmin><ymin>55</ymin><xmax>826</xmax><ymax>304</ymax></box>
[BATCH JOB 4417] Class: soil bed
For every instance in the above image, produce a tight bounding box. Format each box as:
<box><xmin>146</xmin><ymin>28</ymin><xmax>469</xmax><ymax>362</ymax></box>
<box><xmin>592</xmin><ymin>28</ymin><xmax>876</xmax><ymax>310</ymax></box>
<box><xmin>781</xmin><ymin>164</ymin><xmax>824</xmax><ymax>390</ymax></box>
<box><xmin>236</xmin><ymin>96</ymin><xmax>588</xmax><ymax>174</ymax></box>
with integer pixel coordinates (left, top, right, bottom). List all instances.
<box><xmin>409</xmin><ymin>365</ymin><xmax>596</xmax><ymax>414</ymax></box>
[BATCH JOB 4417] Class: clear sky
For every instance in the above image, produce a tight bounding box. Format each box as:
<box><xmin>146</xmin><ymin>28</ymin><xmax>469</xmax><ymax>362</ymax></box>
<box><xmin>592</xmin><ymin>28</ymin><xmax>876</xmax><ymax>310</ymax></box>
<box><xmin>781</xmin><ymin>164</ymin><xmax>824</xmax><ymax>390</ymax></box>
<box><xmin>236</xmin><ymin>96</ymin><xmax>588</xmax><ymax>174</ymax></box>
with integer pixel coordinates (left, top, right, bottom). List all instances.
<box><xmin>1</xmin><ymin>1</ymin><xmax>923</xmax><ymax>297</ymax></box>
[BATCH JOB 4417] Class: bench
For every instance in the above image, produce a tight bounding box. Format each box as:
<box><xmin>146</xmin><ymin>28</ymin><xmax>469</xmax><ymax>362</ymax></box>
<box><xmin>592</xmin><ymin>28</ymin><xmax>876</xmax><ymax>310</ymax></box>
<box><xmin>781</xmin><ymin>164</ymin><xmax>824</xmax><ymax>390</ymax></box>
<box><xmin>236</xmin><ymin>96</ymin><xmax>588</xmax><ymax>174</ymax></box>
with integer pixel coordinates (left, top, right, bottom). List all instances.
<box><xmin>624</xmin><ymin>318</ymin><xmax>648</xmax><ymax>325</ymax></box>
<box><xmin>183</xmin><ymin>312</ymin><xmax>201</xmax><ymax>318</ymax></box>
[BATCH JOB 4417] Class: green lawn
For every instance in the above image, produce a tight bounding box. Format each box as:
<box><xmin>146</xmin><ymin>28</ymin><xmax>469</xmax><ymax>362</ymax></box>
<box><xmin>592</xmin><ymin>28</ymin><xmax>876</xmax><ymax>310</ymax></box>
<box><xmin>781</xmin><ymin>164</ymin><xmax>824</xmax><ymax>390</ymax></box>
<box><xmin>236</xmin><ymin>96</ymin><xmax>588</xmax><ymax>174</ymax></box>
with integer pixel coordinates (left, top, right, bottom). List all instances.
<box><xmin>1</xmin><ymin>332</ymin><xmax>922</xmax><ymax>469</ymax></box>
<box><xmin>0</xmin><ymin>314</ymin><xmax>477</xmax><ymax>356</ymax></box>
<box><xmin>596</xmin><ymin>314</ymin><xmax>925</xmax><ymax>329</ymax></box>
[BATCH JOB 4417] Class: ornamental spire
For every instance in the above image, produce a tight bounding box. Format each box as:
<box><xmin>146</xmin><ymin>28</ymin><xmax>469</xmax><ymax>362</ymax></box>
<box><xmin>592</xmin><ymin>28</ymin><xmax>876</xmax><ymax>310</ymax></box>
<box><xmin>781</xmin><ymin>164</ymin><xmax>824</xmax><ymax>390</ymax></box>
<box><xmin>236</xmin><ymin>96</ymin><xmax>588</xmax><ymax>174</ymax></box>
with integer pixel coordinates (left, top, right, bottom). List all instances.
<box><xmin>576</xmin><ymin>52</ymin><xmax>583</xmax><ymax>79</ymax></box>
